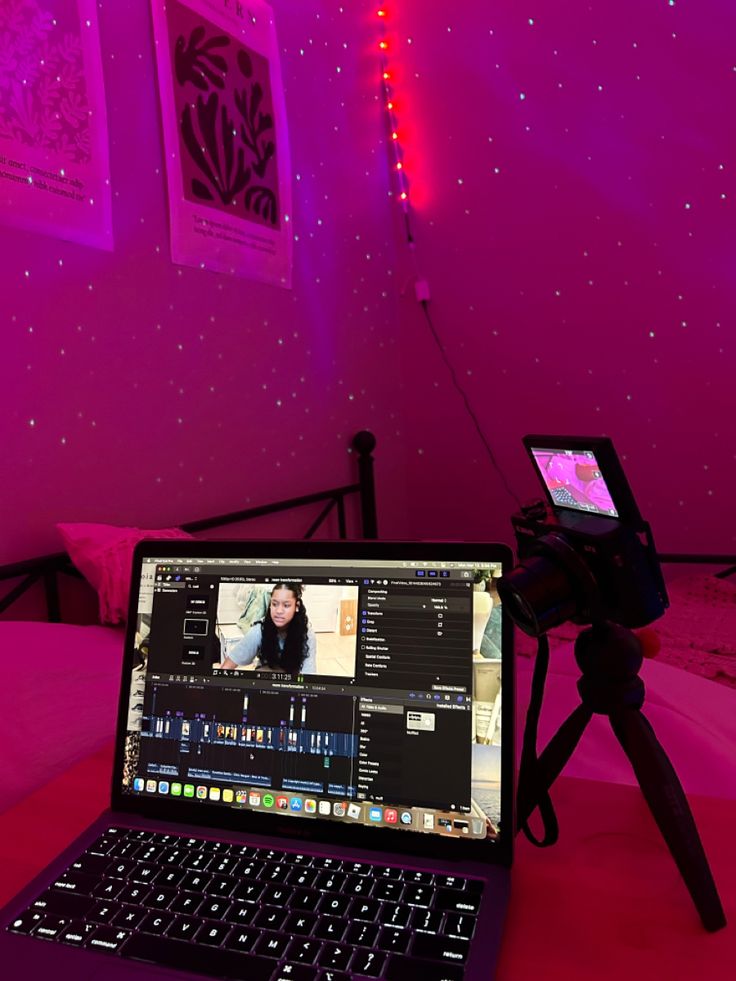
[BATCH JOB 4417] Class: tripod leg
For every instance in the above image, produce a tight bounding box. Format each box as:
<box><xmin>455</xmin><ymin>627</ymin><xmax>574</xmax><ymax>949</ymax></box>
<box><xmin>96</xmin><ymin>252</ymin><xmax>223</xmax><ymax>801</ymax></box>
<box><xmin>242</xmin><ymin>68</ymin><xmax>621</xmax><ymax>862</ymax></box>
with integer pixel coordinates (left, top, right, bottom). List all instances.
<box><xmin>610</xmin><ymin>708</ymin><xmax>726</xmax><ymax>932</ymax></box>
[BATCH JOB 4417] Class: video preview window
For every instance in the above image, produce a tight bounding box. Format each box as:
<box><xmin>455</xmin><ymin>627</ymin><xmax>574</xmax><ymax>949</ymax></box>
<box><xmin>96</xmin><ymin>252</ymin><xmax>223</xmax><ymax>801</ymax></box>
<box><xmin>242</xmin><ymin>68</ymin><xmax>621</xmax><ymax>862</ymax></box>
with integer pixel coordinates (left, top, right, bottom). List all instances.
<box><xmin>214</xmin><ymin>581</ymin><xmax>358</xmax><ymax>678</ymax></box>
<box><xmin>530</xmin><ymin>448</ymin><xmax>617</xmax><ymax>517</ymax></box>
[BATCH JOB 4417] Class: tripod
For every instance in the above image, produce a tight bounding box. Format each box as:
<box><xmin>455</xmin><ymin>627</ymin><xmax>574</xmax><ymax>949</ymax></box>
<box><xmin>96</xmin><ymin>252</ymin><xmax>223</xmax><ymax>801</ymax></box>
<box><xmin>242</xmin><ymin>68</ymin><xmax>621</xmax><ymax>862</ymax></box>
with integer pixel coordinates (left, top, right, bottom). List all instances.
<box><xmin>516</xmin><ymin>620</ymin><xmax>727</xmax><ymax>932</ymax></box>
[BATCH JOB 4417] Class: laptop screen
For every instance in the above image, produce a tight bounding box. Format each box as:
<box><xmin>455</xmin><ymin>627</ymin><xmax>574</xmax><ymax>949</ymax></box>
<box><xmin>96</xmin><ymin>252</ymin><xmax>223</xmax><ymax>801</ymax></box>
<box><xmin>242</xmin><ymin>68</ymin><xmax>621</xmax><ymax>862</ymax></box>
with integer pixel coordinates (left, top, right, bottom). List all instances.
<box><xmin>117</xmin><ymin>543</ymin><xmax>511</xmax><ymax>855</ymax></box>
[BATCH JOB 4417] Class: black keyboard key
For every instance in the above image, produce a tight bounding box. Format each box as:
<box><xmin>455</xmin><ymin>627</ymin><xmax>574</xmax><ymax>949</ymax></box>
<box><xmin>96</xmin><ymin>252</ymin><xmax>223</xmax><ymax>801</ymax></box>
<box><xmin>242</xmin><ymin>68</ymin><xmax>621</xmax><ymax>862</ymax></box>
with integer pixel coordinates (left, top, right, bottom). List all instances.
<box><xmin>443</xmin><ymin>912</ymin><xmax>476</xmax><ymax>939</ymax></box>
<box><xmin>89</xmin><ymin>901</ymin><xmax>121</xmax><ymax>924</ymax></box>
<box><xmin>320</xmin><ymin>974</ymin><xmax>349</xmax><ymax>981</ymax></box>
<box><xmin>117</xmin><ymin>882</ymin><xmax>149</xmax><ymax>905</ymax></box>
<box><xmin>435</xmin><ymin>887</ymin><xmax>481</xmax><ymax>915</ymax></box>
<box><xmin>91</xmin><ymin>878</ymin><xmax>125</xmax><ymax>901</ymax></box>
<box><xmin>181</xmin><ymin>851</ymin><xmax>211</xmax><ymax>871</ymax></box>
<box><xmin>435</xmin><ymin>875</ymin><xmax>468</xmax><ymax>890</ymax></box>
<box><xmin>199</xmin><ymin>897</ymin><xmax>231</xmax><ymax>920</ymax></box>
<box><xmin>207</xmin><ymin>874</ymin><xmax>238</xmax><ymax>898</ymax></box>
<box><xmin>156</xmin><ymin>867</ymin><xmax>186</xmax><ymax>889</ymax></box>
<box><xmin>286</xmin><ymin>937</ymin><xmax>321</xmax><ymax>963</ymax></box>
<box><xmin>385</xmin><ymin>955</ymin><xmax>464</xmax><ymax>981</ymax></box>
<box><xmin>255</xmin><ymin>930</ymin><xmax>291</xmax><ymax>958</ymax></box>
<box><xmin>344</xmin><ymin>873</ymin><xmax>372</xmax><ymax>896</ymax></box>
<box><xmin>106</xmin><ymin>859</ymin><xmax>137</xmax><ymax>879</ymax></box>
<box><xmin>59</xmin><ymin>920</ymin><xmax>97</xmax><ymax>946</ymax></box>
<box><xmin>291</xmin><ymin>888</ymin><xmax>320</xmax><ymax>911</ymax></box>
<box><xmin>130</xmin><ymin>863</ymin><xmax>159</xmax><ymax>885</ymax></box>
<box><xmin>86</xmin><ymin>925</ymin><xmax>130</xmax><ymax>953</ymax></box>
<box><xmin>411</xmin><ymin>933</ymin><xmax>471</xmax><ymax>964</ymax></box>
<box><xmin>379</xmin><ymin>902</ymin><xmax>411</xmax><ymax>928</ymax></box>
<box><xmin>169</xmin><ymin>892</ymin><xmax>202</xmax><ymax>915</ymax></box>
<box><xmin>225</xmin><ymin>902</ymin><xmax>256</xmax><ymax>926</ymax></box>
<box><xmin>168</xmin><ymin>916</ymin><xmax>199</xmax><ymax>941</ymax></box>
<box><xmin>376</xmin><ymin>865</ymin><xmax>403</xmax><ymax>880</ymax></box>
<box><xmin>314</xmin><ymin>870</ymin><xmax>347</xmax><ymax>892</ymax></box>
<box><xmin>68</xmin><ymin>854</ymin><xmax>111</xmax><ymax>876</ymax></box>
<box><xmin>136</xmin><ymin>844</ymin><xmax>165</xmax><ymax>863</ymax></box>
<box><xmin>377</xmin><ymin>926</ymin><xmax>411</xmax><ymax>952</ymax></box>
<box><xmin>284</xmin><ymin>910</ymin><xmax>317</xmax><ymax>935</ymax></box>
<box><xmin>272</xmin><ymin>965</ymin><xmax>318</xmax><ymax>981</ymax></box>
<box><xmin>345</xmin><ymin>920</ymin><xmax>379</xmax><ymax>947</ymax></box>
<box><xmin>253</xmin><ymin>905</ymin><xmax>288</xmax><ymax>931</ymax></box>
<box><xmin>144</xmin><ymin>886</ymin><xmax>177</xmax><ymax>910</ymax></box>
<box><xmin>350</xmin><ymin>948</ymin><xmax>386</xmax><ymax>977</ymax></box>
<box><xmin>403</xmin><ymin>884</ymin><xmax>434</xmax><ymax>907</ymax></box>
<box><xmin>139</xmin><ymin>910</ymin><xmax>176</xmax><ymax>935</ymax></box>
<box><xmin>224</xmin><ymin>926</ymin><xmax>259</xmax><ymax>953</ymax></box>
<box><xmin>411</xmin><ymin>908</ymin><xmax>444</xmax><ymax>933</ymax></box>
<box><xmin>261</xmin><ymin>883</ymin><xmax>293</xmax><ymax>906</ymax></box>
<box><xmin>180</xmin><ymin>871</ymin><xmax>212</xmax><ymax>893</ymax></box>
<box><xmin>31</xmin><ymin>889</ymin><xmax>94</xmax><ymax>919</ymax></box>
<box><xmin>313</xmin><ymin>855</ymin><xmax>341</xmax><ymax>870</ymax></box>
<box><xmin>373</xmin><ymin>880</ymin><xmax>404</xmax><ymax>902</ymax></box>
<box><xmin>32</xmin><ymin>914</ymin><xmax>70</xmax><ymax>940</ymax></box>
<box><xmin>313</xmin><ymin>916</ymin><xmax>347</xmax><ymax>941</ymax></box>
<box><xmin>112</xmin><ymin>906</ymin><xmax>148</xmax><ymax>930</ymax></box>
<box><xmin>123</xmin><ymin>932</ymin><xmax>275</xmax><ymax>979</ymax></box>
<box><xmin>319</xmin><ymin>943</ymin><xmax>352</xmax><ymax>971</ymax></box>
<box><xmin>349</xmin><ymin>897</ymin><xmax>381</xmax><ymax>921</ymax></box>
<box><xmin>286</xmin><ymin>867</ymin><xmax>318</xmax><ymax>889</ymax></box>
<box><xmin>263</xmin><ymin>863</ymin><xmax>291</xmax><ymax>883</ymax></box>
<box><xmin>51</xmin><ymin>871</ymin><xmax>97</xmax><ymax>895</ymax></box>
<box><xmin>198</xmin><ymin>921</ymin><xmax>232</xmax><ymax>946</ymax></box>
<box><xmin>10</xmin><ymin>913</ymin><xmax>39</xmax><ymax>939</ymax></box>
<box><xmin>319</xmin><ymin>894</ymin><xmax>351</xmax><ymax>917</ymax></box>
<box><xmin>231</xmin><ymin>879</ymin><xmax>264</xmax><ymax>904</ymax></box>
<box><xmin>404</xmin><ymin>870</ymin><xmax>435</xmax><ymax>885</ymax></box>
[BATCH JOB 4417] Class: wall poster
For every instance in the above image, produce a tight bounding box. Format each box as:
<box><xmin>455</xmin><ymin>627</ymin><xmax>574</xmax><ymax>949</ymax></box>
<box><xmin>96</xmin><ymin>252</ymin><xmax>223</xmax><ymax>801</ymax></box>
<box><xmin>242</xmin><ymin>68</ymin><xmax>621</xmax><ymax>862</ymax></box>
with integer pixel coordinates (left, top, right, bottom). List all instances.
<box><xmin>0</xmin><ymin>0</ymin><xmax>112</xmax><ymax>249</ymax></box>
<box><xmin>151</xmin><ymin>0</ymin><xmax>292</xmax><ymax>288</ymax></box>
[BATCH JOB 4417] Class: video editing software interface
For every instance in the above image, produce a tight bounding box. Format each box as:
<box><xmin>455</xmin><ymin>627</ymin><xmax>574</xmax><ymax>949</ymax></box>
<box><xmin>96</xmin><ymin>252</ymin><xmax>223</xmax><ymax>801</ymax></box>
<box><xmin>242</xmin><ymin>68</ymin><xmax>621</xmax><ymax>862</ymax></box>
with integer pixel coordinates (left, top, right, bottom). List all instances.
<box><xmin>122</xmin><ymin>554</ymin><xmax>504</xmax><ymax>843</ymax></box>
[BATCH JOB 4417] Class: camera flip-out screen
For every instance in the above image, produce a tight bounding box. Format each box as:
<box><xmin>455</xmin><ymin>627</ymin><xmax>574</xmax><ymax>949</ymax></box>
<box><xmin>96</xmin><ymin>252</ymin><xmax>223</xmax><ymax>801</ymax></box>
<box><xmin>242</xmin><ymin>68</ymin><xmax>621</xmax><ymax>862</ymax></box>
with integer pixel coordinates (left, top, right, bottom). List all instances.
<box><xmin>523</xmin><ymin>434</ymin><xmax>643</xmax><ymax>526</ymax></box>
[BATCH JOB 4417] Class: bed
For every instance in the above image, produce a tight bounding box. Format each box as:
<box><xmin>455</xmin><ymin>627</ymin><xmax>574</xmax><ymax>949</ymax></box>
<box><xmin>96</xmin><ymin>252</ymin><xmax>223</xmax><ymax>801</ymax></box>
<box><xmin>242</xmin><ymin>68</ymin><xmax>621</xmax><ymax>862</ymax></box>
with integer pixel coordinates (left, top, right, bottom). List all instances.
<box><xmin>0</xmin><ymin>430</ymin><xmax>378</xmax><ymax>815</ymax></box>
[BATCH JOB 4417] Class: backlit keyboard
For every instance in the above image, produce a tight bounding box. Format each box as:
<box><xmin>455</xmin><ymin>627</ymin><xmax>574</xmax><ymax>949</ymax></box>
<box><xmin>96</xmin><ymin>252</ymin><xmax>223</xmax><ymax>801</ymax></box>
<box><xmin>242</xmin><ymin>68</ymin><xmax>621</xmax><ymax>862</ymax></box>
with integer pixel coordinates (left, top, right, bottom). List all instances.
<box><xmin>6</xmin><ymin>826</ymin><xmax>483</xmax><ymax>980</ymax></box>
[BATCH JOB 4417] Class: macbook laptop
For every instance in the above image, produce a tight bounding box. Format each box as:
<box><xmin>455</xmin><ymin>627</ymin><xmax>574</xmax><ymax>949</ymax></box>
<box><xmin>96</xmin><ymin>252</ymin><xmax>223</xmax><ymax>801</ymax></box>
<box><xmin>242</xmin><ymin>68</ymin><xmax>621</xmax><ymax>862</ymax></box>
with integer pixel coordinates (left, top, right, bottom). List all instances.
<box><xmin>0</xmin><ymin>539</ymin><xmax>513</xmax><ymax>980</ymax></box>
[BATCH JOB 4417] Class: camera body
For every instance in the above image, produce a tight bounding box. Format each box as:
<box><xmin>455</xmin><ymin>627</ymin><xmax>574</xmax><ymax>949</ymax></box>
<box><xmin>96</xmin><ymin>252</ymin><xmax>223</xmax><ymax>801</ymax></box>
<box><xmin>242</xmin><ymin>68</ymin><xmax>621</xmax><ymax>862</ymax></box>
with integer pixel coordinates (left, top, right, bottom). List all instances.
<box><xmin>499</xmin><ymin>435</ymin><xmax>669</xmax><ymax>637</ymax></box>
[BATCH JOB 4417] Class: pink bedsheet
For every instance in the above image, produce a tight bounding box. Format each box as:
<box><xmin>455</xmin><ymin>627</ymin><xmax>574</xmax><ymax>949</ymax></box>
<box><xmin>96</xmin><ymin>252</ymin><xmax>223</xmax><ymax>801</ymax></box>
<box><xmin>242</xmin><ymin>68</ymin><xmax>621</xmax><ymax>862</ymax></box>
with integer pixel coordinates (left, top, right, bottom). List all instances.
<box><xmin>0</xmin><ymin>622</ymin><xmax>124</xmax><ymax>814</ymax></box>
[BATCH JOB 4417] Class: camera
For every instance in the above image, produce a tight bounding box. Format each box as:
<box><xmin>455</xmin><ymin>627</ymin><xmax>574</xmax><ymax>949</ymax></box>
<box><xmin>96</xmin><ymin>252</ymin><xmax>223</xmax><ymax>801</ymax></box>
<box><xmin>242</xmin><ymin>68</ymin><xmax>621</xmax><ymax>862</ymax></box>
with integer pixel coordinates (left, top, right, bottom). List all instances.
<box><xmin>498</xmin><ymin>435</ymin><xmax>669</xmax><ymax>637</ymax></box>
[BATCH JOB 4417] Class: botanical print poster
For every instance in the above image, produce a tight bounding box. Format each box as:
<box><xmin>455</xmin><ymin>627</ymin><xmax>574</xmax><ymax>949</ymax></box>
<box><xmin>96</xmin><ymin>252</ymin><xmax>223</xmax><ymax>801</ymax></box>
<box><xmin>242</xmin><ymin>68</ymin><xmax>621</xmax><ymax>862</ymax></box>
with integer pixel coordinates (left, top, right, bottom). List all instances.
<box><xmin>151</xmin><ymin>0</ymin><xmax>292</xmax><ymax>288</ymax></box>
<box><xmin>0</xmin><ymin>0</ymin><xmax>112</xmax><ymax>249</ymax></box>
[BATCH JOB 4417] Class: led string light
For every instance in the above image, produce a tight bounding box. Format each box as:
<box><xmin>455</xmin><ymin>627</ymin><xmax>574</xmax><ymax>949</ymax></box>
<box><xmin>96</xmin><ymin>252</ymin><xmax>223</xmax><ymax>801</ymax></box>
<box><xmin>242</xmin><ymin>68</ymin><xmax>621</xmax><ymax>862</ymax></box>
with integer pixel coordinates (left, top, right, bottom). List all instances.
<box><xmin>376</xmin><ymin>8</ymin><xmax>413</xmax><ymax>243</ymax></box>
<box><xmin>374</xmin><ymin>7</ymin><xmax>522</xmax><ymax>507</ymax></box>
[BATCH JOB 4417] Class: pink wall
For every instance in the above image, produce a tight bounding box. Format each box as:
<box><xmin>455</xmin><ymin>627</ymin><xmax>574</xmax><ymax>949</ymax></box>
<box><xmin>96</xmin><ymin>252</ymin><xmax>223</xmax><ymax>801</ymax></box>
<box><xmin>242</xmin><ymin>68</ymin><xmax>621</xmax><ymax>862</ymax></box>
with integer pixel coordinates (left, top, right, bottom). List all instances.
<box><xmin>3</xmin><ymin>1</ymin><xmax>735</xmax><ymax>566</ymax></box>
<box><xmin>390</xmin><ymin>1</ymin><xmax>736</xmax><ymax>554</ymax></box>
<box><xmin>1</xmin><ymin>2</ymin><xmax>408</xmax><ymax>563</ymax></box>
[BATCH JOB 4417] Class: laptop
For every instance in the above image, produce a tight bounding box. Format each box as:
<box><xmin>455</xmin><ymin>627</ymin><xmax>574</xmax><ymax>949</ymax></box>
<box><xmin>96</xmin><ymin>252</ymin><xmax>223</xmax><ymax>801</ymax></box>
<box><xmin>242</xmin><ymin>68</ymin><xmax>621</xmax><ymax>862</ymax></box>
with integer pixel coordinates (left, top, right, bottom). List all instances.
<box><xmin>0</xmin><ymin>539</ymin><xmax>514</xmax><ymax>980</ymax></box>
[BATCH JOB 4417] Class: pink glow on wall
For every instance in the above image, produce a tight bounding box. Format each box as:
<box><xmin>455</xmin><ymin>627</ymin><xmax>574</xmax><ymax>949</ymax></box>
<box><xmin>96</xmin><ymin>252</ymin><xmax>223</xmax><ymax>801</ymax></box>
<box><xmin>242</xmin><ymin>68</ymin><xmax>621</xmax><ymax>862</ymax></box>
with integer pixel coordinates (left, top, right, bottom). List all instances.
<box><xmin>391</xmin><ymin>0</ymin><xmax>736</xmax><ymax>553</ymax></box>
<box><xmin>2</xmin><ymin>0</ymin><xmax>734</xmax><ymax>566</ymax></box>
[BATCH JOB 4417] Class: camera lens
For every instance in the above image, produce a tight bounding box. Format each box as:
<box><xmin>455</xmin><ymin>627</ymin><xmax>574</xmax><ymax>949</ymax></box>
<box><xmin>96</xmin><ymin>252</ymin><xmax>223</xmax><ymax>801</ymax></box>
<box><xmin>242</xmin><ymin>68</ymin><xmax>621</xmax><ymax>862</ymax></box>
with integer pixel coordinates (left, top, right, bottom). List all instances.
<box><xmin>498</xmin><ymin>553</ymin><xmax>580</xmax><ymax>637</ymax></box>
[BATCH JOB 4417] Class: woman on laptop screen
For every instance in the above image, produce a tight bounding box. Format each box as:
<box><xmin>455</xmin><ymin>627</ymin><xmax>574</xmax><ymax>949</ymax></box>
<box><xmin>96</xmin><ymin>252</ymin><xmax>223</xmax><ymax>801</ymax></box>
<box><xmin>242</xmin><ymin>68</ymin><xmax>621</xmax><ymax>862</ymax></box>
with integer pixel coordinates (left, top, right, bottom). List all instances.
<box><xmin>218</xmin><ymin>582</ymin><xmax>316</xmax><ymax>675</ymax></box>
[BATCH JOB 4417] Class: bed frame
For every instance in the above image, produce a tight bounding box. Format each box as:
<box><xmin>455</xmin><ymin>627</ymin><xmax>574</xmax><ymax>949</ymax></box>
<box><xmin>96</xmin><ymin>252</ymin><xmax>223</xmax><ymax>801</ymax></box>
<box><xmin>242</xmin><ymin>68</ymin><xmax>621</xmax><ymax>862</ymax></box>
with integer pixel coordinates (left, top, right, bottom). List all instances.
<box><xmin>0</xmin><ymin>430</ymin><xmax>378</xmax><ymax>623</ymax></box>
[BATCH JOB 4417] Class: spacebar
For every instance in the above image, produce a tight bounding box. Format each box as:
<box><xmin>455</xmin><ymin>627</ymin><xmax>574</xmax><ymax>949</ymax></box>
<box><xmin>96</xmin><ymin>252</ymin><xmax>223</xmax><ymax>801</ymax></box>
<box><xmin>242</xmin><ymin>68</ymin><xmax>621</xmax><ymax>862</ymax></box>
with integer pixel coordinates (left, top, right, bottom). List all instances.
<box><xmin>121</xmin><ymin>933</ymin><xmax>276</xmax><ymax>980</ymax></box>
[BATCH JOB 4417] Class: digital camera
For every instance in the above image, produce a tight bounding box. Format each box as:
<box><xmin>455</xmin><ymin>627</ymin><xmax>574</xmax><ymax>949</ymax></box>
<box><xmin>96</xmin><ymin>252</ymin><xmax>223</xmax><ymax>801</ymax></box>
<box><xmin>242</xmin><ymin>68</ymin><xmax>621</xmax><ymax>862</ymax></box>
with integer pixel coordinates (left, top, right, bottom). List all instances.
<box><xmin>498</xmin><ymin>435</ymin><xmax>669</xmax><ymax>637</ymax></box>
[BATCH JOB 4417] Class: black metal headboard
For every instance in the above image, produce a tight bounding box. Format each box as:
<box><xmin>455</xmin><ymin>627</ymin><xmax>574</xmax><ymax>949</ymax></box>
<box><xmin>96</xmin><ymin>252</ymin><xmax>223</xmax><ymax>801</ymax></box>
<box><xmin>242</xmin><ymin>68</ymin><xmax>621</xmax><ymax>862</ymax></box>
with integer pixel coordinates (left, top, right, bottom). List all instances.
<box><xmin>0</xmin><ymin>430</ymin><xmax>378</xmax><ymax>622</ymax></box>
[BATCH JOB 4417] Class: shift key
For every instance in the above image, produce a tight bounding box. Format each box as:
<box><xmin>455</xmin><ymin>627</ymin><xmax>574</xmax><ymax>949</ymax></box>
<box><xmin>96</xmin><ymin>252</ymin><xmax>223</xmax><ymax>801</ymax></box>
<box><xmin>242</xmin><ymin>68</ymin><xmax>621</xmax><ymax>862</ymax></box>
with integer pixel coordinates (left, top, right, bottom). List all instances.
<box><xmin>32</xmin><ymin>889</ymin><xmax>95</xmax><ymax>918</ymax></box>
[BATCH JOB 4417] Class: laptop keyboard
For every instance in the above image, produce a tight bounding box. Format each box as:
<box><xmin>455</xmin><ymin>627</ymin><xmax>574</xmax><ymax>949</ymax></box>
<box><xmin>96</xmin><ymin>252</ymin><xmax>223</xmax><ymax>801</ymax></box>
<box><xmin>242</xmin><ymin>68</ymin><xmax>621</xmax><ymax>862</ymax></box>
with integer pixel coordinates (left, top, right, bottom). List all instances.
<box><xmin>6</xmin><ymin>826</ymin><xmax>483</xmax><ymax>980</ymax></box>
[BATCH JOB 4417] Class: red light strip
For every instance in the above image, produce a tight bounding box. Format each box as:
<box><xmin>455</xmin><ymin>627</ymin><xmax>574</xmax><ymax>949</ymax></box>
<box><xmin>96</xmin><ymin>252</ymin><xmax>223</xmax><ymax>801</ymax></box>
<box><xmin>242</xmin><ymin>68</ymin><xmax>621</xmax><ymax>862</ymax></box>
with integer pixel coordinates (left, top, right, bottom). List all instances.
<box><xmin>377</xmin><ymin>8</ymin><xmax>410</xmax><ymax>212</ymax></box>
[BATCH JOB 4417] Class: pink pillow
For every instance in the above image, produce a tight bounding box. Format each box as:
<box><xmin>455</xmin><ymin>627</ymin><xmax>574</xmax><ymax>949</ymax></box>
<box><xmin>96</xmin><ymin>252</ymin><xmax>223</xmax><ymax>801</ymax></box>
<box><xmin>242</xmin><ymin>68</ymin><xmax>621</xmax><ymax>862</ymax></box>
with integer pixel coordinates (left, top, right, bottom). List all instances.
<box><xmin>57</xmin><ymin>522</ymin><xmax>193</xmax><ymax>624</ymax></box>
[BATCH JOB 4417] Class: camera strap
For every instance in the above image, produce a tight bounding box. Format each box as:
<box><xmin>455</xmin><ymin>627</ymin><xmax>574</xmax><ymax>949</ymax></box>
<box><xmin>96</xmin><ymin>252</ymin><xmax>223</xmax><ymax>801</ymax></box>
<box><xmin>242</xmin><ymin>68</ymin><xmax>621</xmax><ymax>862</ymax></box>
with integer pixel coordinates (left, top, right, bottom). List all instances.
<box><xmin>517</xmin><ymin>634</ymin><xmax>559</xmax><ymax>846</ymax></box>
